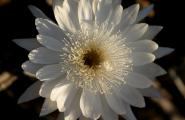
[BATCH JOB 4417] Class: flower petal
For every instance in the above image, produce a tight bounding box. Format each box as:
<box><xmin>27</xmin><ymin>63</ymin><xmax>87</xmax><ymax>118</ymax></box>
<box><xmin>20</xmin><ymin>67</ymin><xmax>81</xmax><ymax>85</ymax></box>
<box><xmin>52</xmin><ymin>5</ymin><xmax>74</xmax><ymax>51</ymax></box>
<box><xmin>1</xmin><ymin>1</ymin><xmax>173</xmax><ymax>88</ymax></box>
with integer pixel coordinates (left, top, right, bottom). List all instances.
<box><xmin>101</xmin><ymin>96</ymin><xmax>118</xmax><ymax>120</ymax></box>
<box><xmin>28</xmin><ymin>5</ymin><xmax>49</xmax><ymax>19</ymax></box>
<box><xmin>105</xmin><ymin>92</ymin><xmax>126</xmax><ymax>114</ymax></box>
<box><xmin>133</xmin><ymin>63</ymin><xmax>167</xmax><ymax>79</ymax></box>
<box><xmin>132</xmin><ymin>52</ymin><xmax>155</xmax><ymax>66</ymax></box>
<box><xmin>80</xmin><ymin>90</ymin><xmax>102</xmax><ymax>119</ymax></box>
<box><xmin>154</xmin><ymin>47</ymin><xmax>174</xmax><ymax>59</ymax></box>
<box><xmin>35</xmin><ymin>18</ymin><xmax>67</xmax><ymax>41</ymax></box>
<box><xmin>78</xmin><ymin>0</ymin><xmax>93</xmax><ymax>25</ymax></box>
<box><xmin>115</xmin><ymin>85</ymin><xmax>145</xmax><ymax>108</ymax></box>
<box><xmin>125</xmin><ymin>72</ymin><xmax>153</xmax><ymax>88</ymax></box>
<box><xmin>95</xmin><ymin>0</ymin><xmax>112</xmax><ymax>25</ymax></box>
<box><xmin>138</xmin><ymin>86</ymin><xmax>161</xmax><ymax>98</ymax></box>
<box><xmin>56</xmin><ymin>83</ymin><xmax>78</xmax><ymax>112</ymax></box>
<box><xmin>28</xmin><ymin>47</ymin><xmax>61</xmax><ymax>64</ymax></box>
<box><xmin>141</xmin><ymin>26</ymin><xmax>163</xmax><ymax>40</ymax></box>
<box><xmin>136</xmin><ymin>5</ymin><xmax>154</xmax><ymax>22</ymax></box>
<box><xmin>22</xmin><ymin>61</ymin><xmax>43</xmax><ymax>75</ymax></box>
<box><xmin>128</xmin><ymin>40</ymin><xmax>158</xmax><ymax>52</ymax></box>
<box><xmin>13</xmin><ymin>38</ymin><xmax>41</xmax><ymax>51</ymax></box>
<box><xmin>39</xmin><ymin>76</ymin><xmax>65</xmax><ymax>98</ymax></box>
<box><xmin>36</xmin><ymin>64</ymin><xmax>62</xmax><ymax>81</ymax></box>
<box><xmin>18</xmin><ymin>81</ymin><xmax>42</xmax><ymax>104</ymax></box>
<box><xmin>40</xmin><ymin>99</ymin><xmax>57</xmax><ymax>116</ymax></box>
<box><xmin>119</xmin><ymin>4</ymin><xmax>139</xmax><ymax>28</ymax></box>
<box><xmin>121</xmin><ymin>23</ymin><xmax>148</xmax><ymax>42</ymax></box>
<box><xmin>37</xmin><ymin>35</ymin><xmax>64</xmax><ymax>52</ymax></box>
<box><xmin>122</xmin><ymin>104</ymin><xmax>137</xmax><ymax>120</ymax></box>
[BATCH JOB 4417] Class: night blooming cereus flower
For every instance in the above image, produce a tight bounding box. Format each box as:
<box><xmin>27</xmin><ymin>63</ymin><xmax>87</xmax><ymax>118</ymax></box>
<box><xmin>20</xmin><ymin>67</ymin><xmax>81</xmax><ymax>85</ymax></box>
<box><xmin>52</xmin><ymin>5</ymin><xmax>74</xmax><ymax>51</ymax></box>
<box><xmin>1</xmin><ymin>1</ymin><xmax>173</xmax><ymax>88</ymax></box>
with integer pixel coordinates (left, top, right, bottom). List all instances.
<box><xmin>14</xmin><ymin>0</ymin><xmax>174</xmax><ymax>119</ymax></box>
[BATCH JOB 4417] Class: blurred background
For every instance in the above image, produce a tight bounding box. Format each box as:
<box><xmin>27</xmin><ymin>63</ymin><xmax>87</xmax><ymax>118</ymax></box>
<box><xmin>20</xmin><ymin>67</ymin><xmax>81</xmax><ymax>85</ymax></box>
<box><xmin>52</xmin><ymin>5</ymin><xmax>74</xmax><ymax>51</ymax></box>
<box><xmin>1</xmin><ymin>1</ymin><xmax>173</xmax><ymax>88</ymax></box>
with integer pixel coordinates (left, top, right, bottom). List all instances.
<box><xmin>0</xmin><ymin>0</ymin><xmax>185</xmax><ymax>120</ymax></box>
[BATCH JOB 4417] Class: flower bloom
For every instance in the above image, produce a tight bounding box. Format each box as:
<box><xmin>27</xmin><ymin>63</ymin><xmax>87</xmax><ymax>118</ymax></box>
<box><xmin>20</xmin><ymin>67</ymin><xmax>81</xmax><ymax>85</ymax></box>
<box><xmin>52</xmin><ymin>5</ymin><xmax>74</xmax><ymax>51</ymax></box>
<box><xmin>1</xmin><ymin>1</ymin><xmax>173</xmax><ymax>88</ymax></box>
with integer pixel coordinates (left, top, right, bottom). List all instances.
<box><xmin>14</xmin><ymin>0</ymin><xmax>173</xmax><ymax>119</ymax></box>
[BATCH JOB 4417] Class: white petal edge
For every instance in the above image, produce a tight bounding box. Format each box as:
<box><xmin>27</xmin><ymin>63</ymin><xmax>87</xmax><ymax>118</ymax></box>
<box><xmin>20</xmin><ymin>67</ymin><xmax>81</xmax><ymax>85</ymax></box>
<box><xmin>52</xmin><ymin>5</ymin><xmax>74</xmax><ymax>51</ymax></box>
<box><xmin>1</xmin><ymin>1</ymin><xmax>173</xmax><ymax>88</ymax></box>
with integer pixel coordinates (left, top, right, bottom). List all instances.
<box><xmin>141</xmin><ymin>26</ymin><xmax>163</xmax><ymax>40</ymax></box>
<box><xmin>40</xmin><ymin>99</ymin><xmax>57</xmax><ymax>116</ymax></box>
<box><xmin>18</xmin><ymin>81</ymin><xmax>42</xmax><ymax>104</ymax></box>
<box><xmin>132</xmin><ymin>52</ymin><xmax>155</xmax><ymax>66</ymax></box>
<box><xmin>128</xmin><ymin>40</ymin><xmax>158</xmax><ymax>53</ymax></box>
<box><xmin>22</xmin><ymin>61</ymin><xmax>43</xmax><ymax>76</ymax></box>
<box><xmin>125</xmin><ymin>72</ymin><xmax>153</xmax><ymax>88</ymax></box>
<box><xmin>28</xmin><ymin>47</ymin><xmax>61</xmax><ymax>64</ymax></box>
<box><xmin>13</xmin><ymin>38</ymin><xmax>41</xmax><ymax>51</ymax></box>
<box><xmin>154</xmin><ymin>47</ymin><xmax>174</xmax><ymax>59</ymax></box>
<box><xmin>121</xmin><ymin>104</ymin><xmax>137</xmax><ymax>120</ymax></box>
<box><xmin>80</xmin><ymin>90</ymin><xmax>102</xmax><ymax>119</ymax></box>
<box><xmin>133</xmin><ymin>63</ymin><xmax>167</xmax><ymax>80</ymax></box>
<box><xmin>138</xmin><ymin>86</ymin><xmax>161</xmax><ymax>98</ymax></box>
<box><xmin>28</xmin><ymin>5</ymin><xmax>49</xmax><ymax>19</ymax></box>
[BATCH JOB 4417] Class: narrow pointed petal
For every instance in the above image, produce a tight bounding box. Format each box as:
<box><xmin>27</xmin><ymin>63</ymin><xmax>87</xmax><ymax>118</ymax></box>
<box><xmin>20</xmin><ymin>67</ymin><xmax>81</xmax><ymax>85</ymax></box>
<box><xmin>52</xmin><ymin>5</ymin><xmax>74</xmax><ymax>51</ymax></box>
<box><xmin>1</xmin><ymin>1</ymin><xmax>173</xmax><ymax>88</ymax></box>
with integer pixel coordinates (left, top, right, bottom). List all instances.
<box><xmin>78</xmin><ymin>0</ymin><xmax>93</xmax><ymax>25</ymax></box>
<box><xmin>136</xmin><ymin>5</ymin><xmax>154</xmax><ymax>22</ymax></box>
<box><xmin>22</xmin><ymin>61</ymin><xmax>43</xmax><ymax>75</ymax></box>
<box><xmin>139</xmin><ymin>86</ymin><xmax>161</xmax><ymax>98</ymax></box>
<box><xmin>13</xmin><ymin>38</ymin><xmax>41</xmax><ymax>51</ymax></box>
<box><xmin>126</xmin><ymin>72</ymin><xmax>153</xmax><ymax>88</ymax></box>
<box><xmin>115</xmin><ymin>86</ymin><xmax>145</xmax><ymax>108</ymax></box>
<box><xmin>133</xmin><ymin>63</ymin><xmax>167</xmax><ymax>79</ymax></box>
<box><xmin>132</xmin><ymin>52</ymin><xmax>155</xmax><ymax>66</ymax></box>
<box><xmin>128</xmin><ymin>40</ymin><xmax>158</xmax><ymax>52</ymax></box>
<box><xmin>28</xmin><ymin>47</ymin><xmax>61</xmax><ymax>64</ymax></box>
<box><xmin>37</xmin><ymin>35</ymin><xmax>64</xmax><ymax>52</ymax></box>
<box><xmin>154</xmin><ymin>47</ymin><xmax>174</xmax><ymax>59</ymax></box>
<box><xmin>121</xmin><ymin>23</ymin><xmax>148</xmax><ymax>42</ymax></box>
<box><xmin>141</xmin><ymin>26</ymin><xmax>163</xmax><ymax>40</ymax></box>
<box><xmin>28</xmin><ymin>5</ymin><xmax>49</xmax><ymax>19</ymax></box>
<box><xmin>80</xmin><ymin>90</ymin><xmax>102</xmax><ymax>119</ymax></box>
<box><xmin>35</xmin><ymin>18</ymin><xmax>67</xmax><ymax>41</ymax></box>
<box><xmin>122</xmin><ymin>104</ymin><xmax>137</xmax><ymax>120</ymax></box>
<box><xmin>18</xmin><ymin>81</ymin><xmax>42</xmax><ymax>104</ymax></box>
<box><xmin>36</xmin><ymin>64</ymin><xmax>62</xmax><ymax>81</ymax></box>
<box><xmin>105</xmin><ymin>92</ymin><xmax>126</xmax><ymax>114</ymax></box>
<box><xmin>101</xmin><ymin>97</ymin><xmax>118</xmax><ymax>120</ymax></box>
<box><xmin>40</xmin><ymin>99</ymin><xmax>57</xmax><ymax>116</ymax></box>
<box><xmin>112</xmin><ymin>0</ymin><xmax>122</xmax><ymax>7</ymax></box>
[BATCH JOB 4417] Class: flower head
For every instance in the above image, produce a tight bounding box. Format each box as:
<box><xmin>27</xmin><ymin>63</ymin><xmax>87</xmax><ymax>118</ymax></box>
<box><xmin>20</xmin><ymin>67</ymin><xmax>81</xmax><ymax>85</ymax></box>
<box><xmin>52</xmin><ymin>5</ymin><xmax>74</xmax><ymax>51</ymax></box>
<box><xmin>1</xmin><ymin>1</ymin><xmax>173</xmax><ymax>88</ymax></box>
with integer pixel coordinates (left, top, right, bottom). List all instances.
<box><xmin>15</xmin><ymin>0</ymin><xmax>174</xmax><ymax>119</ymax></box>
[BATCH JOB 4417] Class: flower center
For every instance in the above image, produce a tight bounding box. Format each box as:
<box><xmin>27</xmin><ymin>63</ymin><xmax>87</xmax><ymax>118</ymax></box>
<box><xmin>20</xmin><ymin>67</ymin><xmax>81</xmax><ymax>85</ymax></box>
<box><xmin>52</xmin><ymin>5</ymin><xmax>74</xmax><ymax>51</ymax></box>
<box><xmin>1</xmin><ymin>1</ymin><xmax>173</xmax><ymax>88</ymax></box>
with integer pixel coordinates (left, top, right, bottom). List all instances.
<box><xmin>83</xmin><ymin>49</ymin><xmax>102</xmax><ymax>68</ymax></box>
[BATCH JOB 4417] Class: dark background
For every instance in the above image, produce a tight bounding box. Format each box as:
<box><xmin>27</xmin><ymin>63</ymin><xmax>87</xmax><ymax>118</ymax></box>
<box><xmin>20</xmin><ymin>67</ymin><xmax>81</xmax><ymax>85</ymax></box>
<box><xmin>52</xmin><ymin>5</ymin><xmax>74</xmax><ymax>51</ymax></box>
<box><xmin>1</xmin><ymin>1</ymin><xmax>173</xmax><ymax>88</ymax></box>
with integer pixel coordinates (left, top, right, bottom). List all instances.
<box><xmin>0</xmin><ymin>0</ymin><xmax>185</xmax><ymax>120</ymax></box>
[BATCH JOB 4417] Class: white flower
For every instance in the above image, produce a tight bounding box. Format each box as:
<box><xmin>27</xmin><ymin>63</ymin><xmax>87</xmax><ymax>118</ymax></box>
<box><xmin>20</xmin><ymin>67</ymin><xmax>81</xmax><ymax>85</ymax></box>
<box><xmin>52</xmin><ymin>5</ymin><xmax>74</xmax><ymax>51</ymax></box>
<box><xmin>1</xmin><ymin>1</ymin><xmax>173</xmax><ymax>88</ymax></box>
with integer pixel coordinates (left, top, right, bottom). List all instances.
<box><xmin>14</xmin><ymin>0</ymin><xmax>174</xmax><ymax>120</ymax></box>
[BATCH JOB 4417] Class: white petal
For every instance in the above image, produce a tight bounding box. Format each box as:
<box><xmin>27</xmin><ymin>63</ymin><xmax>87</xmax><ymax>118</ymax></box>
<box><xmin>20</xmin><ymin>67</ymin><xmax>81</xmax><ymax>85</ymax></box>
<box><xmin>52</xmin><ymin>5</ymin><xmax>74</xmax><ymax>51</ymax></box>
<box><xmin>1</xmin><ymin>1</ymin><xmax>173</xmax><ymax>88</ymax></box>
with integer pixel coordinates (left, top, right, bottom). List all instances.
<box><xmin>119</xmin><ymin>4</ymin><xmax>139</xmax><ymax>28</ymax></box>
<box><xmin>36</xmin><ymin>64</ymin><xmax>62</xmax><ymax>81</ymax></box>
<box><xmin>136</xmin><ymin>5</ymin><xmax>154</xmax><ymax>22</ymax></box>
<box><xmin>18</xmin><ymin>81</ymin><xmax>42</xmax><ymax>104</ymax></box>
<box><xmin>40</xmin><ymin>99</ymin><xmax>57</xmax><ymax>116</ymax></box>
<box><xmin>141</xmin><ymin>26</ymin><xmax>163</xmax><ymax>40</ymax></box>
<box><xmin>28</xmin><ymin>47</ymin><xmax>61</xmax><ymax>64</ymax></box>
<box><xmin>121</xmin><ymin>23</ymin><xmax>148</xmax><ymax>42</ymax></box>
<box><xmin>139</xmin><ymin>86</ymin><xmax>161</xmax><ymax>98</ymax></box>
<box><xmin>78</xmin><ymin>0</ymin><xmax>93</xmax><ymax>25</ymax></box>
<box><xmin>22</xmin><ymin>61</ymin><xmax>43</xmax><ymax>75</ymax></box>
<box><xmin>105</xmin><ymin>92</ymin><xmax>126</xmax><ymax>114</ymax></box>
<box><xmin>92</xmin><ymin>0</ymin><xmax>98</xmax><ymax>15</ymax></box>
<box><xmin>37</xmin><ymin>35</ymin><xmax>64</xmax><ymax>52</ymax></box>
<box><xmin>13</xmin><ymin>38</ymin><xmax>41</xmax><ymax>51</ymax></box>
<box><xmin>122</xmin><ymin>104</ymin><xmax>137</xmax><ymax>120</ymax></box>
<box><xmin>128</xmin><ymin>40</ymin><xmax>158</xmax><ymax>52</ymax></box>
<box><xmin>95</xmin><ymin>0</ymin><xmax>112</xmax><ymax>25</ymax></box>
<box><xmin>28</xmin><ymin>5</ymin><xmax>49</xmax><ymax>19</ymax></box>
<box><xmin>126</xmin><ymin>72</ymin><xmax>153</xmax><ymax>88</ymax></box>
<box><xmin>64</xmin><ymin>90</ymin><xmax>81</xmax><ymax>120</ymax></box>
<box><xmin>39</xmin><ymin>76</ymin><xmax>65</xmax><ymax>98</ymax></box>
<box><xmin>53</xmin><ymin>0</ymin><xmax>80</xmax><ymax>33</ymax></box>
<box><xmin>115</xmin><ymin>86</ymin><xmax>145</xmax><ymax>108</ymax></box>
<box><xmin>154</xmin><ymin>47</ymin><xmax>174</xmax><ymax>59</ymax></box>
<box><xmin>101</xmin><ymin>96</ymin><xmax>118</xmax><ymax>120</ymax></box>
<box><xmin>80</xmin><ymin>90</ymin><xmax>102</xmax><ymax>119</ymax></box>
<box><xmin>112</xmin><ymin>0</ymin><xmax>122</xmax><ymax>7</ymax></box>
<box><xmin>56</xmin><ymin>83</ymin><xmax>78</xmax><ymax>112</ymax></box>
<box><xmin>35</xmin><ymin>18</ymin><xmax>67</xmax><ymax>41</ymax></box>
<box><xmin>132</xmin><ymin>52</ymin><xmax>155</xmax><ymax>66</ymax></box>
<box><xmin>133</xmin><ymin>63</ymin><xmax>166</xmax><ymax>79</ymax></box>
